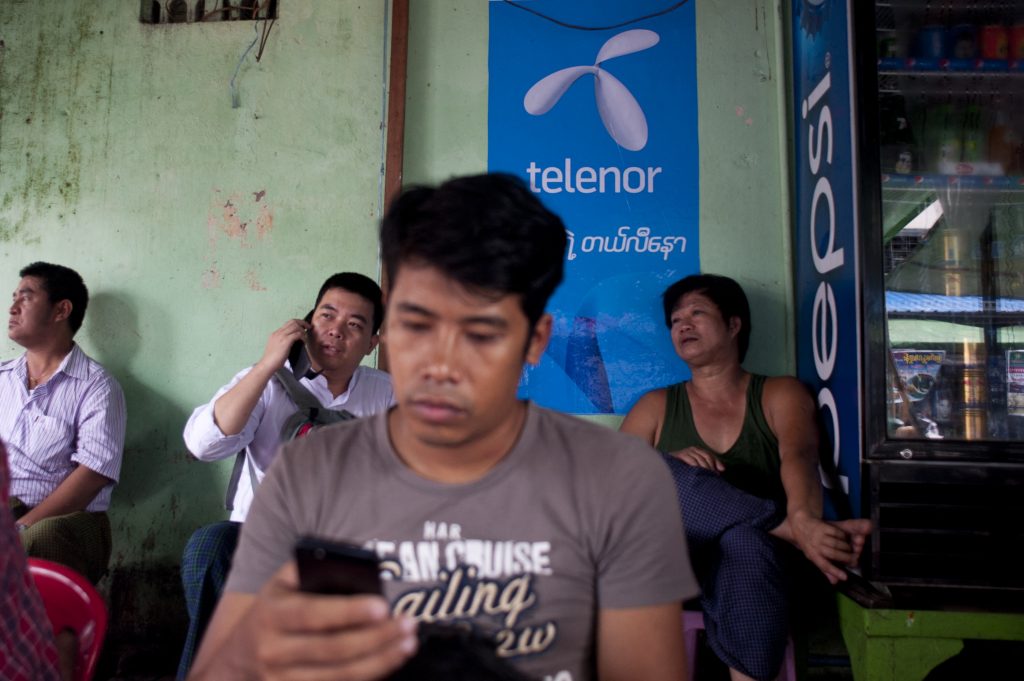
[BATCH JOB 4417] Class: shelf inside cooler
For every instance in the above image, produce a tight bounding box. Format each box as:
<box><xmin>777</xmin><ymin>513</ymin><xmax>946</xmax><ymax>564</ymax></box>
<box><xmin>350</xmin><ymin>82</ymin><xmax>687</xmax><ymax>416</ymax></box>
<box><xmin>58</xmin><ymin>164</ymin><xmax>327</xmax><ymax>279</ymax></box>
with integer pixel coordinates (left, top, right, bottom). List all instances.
<box><xmin>879</xmin><ymin>57</ymin><xmax>1024</xmax><ymax>73</ymax></box>
<box><xmin>886</xmin><ymin>292</ymin><xmax>1024</xmax><ymax>315</ymax></box>
<box><xmin>881</xmin><ymin>172</ymin><xmax>1024</xmax><ymax>191</ymax></box>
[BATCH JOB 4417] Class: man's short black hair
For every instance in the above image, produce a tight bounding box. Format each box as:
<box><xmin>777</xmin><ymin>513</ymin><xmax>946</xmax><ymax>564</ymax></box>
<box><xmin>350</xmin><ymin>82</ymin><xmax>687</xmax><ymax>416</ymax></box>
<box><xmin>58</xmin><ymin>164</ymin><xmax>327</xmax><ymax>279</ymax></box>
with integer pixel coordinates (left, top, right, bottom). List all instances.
<box><xmin>662</xmin><ymin>273</ymin><xmax>751</xmax><ymax>363</ymax></box>
<box><xmin>380</xmin><ymin>173</ymin><xmax>567</xmax><ymax>328</ymax></box>
<box><xmin>314</xmin><ymin>272</ymin><xmax>385</xmax><ymax>334</ymax></box>
<box><xmin>19</xmin><ymin>262</ymin><xmax>89</xmax><ymax>335</ymax></box>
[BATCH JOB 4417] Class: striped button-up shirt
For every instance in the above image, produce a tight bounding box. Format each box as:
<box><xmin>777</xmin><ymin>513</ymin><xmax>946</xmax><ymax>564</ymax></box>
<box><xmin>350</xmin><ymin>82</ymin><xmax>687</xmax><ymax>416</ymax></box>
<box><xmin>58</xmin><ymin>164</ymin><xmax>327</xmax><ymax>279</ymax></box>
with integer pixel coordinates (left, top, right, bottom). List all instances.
<box><xmin>0</xmin><ymin>344</ymin><xmax>126</xmax><ymax>511</ymax></box>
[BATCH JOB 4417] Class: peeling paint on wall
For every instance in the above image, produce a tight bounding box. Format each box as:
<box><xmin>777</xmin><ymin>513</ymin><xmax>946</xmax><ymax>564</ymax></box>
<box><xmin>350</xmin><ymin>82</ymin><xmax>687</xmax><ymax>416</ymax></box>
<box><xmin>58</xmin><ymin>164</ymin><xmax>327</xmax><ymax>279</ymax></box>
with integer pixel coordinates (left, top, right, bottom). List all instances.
<box><xmin>221</xmin><ymin>197</ymin><xmax>247</xmax><ymax>239</ymax></box>
<box><xmin>207</xmin><ymin>187</ymin><xmax>274</xmax><ymax>245</ymax></box>
<box><xmin>203</xmin><ymin>187</ymin><xmax>275</xmax><ymax>288</ymax></box>
<box><xmin>201</xmin><ymin>265</ymin><xmax>221</xmax><ymax>289</ymax></box>
<box><xmin>245</xmin><ymin>268</ymin><xmax>267</xmax><ymax>291</ymax></box>
<box><xmin>2</xmin><ymin>3</ymin><xmax>389</xmax><ymax>665</ymax></box>
<box><xmin>256</xmin><ymin>199</ymin><xmax>273</xmax><ymax>239</ymax></box>
<box><xmin>0</xmin><ymin>9</ymin><xmax>99</xmax><ymax>244</ymax></box>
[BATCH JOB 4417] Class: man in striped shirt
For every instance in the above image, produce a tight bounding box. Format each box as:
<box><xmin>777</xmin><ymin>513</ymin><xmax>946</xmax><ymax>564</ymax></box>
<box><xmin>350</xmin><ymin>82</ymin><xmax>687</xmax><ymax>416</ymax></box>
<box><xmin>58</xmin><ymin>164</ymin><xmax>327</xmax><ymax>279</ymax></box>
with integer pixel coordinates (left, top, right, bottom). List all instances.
<box><xmin>1</xmin><ymin>262</ymin><xmax>126</xmax><ymax>583</ymax></box>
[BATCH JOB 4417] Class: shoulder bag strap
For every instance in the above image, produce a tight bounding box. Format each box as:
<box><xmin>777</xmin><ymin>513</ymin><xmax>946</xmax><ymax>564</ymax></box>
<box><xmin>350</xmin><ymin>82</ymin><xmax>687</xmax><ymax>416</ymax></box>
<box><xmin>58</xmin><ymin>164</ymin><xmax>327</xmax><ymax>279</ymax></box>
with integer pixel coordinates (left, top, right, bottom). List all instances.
<box><xmin>225</xmin><ymin>369</ymin><xmax>323</xmax><ymax>511</ymax></box>
<box><xmin>274</xmin><ymin>367</ymin><xmax>326</xmax><ymax>412</ymax></box>
<box><xmin>246</xmin><ymin>453</ymin><xmax>261</xmax><ymax>498</ymax></box>
<box><xmin>224</xmin><ymin>450</ymin><xmax>246</xmax><ymax>511</ymax></box>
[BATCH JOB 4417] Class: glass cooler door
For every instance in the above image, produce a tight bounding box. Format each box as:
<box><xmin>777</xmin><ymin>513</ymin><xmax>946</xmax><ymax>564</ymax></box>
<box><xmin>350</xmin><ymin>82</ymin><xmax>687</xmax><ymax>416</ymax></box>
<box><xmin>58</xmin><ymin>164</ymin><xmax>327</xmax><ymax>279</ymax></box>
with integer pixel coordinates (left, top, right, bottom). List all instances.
<box><xmin>874</xmin><ymin>0</ymin><xmax>1024</xmax><ymax>447</ymax></box>
<box><xmin>860</xmin><ymin>1</ymin><xmax>1024</xmax><ymax>602</ymax></box>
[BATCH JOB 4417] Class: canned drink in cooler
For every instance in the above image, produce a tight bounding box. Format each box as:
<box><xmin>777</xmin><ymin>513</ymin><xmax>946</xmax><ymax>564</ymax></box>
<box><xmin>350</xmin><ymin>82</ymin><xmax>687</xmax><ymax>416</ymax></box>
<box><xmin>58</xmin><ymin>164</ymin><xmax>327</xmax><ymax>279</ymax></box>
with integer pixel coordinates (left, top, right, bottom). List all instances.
<box><xmin>1011</xmin><ymin>24</ymin><xmax>1024</xmax><ymax>60</ymax></box>
<box><xmin>962</xmin><ymin>104</ymin><xmax>986</xmax><ymax>163</ymax></box>
<box><xmin>878</xmin><ymin>36</ymin><xmax>900</xmax><ymax>59</ymax></box>
<box><xmin>949</xmin><ymin>24</ymin><xmax>977</xmax><ymax>59</ymax></box>
<box><xmin>931</xmin><ymin>103</ymin><xmax>963</xmax><ymax>171</ymax></box>
<box><xmin>916</xmin><ymin>25</ymin><xmax>947</xmax><ymax>59</ymax></box>
<box><xmin>988</xmin><ymin>106</ymin><xmax>1020</xmax><ymax>174</ymax></box>
<box><xmin>980</xmin><ymin>24</ymin><xmax>1009</xmax><ymax>59</ymax></box>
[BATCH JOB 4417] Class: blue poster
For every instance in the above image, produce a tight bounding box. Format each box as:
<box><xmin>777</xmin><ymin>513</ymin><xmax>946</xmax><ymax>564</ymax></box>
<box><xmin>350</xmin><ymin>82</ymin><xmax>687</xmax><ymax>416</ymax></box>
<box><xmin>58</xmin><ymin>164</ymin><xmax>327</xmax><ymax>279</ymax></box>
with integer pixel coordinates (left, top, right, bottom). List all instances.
<box><xmin>489</xmin><ymin>0</ymin><xmax>699</xmax><ymax>414</ymax></box>
<box><xmin>791</xmin><ymin>0</ymin><xmax>863</xmax><ymax>517</ymax></box>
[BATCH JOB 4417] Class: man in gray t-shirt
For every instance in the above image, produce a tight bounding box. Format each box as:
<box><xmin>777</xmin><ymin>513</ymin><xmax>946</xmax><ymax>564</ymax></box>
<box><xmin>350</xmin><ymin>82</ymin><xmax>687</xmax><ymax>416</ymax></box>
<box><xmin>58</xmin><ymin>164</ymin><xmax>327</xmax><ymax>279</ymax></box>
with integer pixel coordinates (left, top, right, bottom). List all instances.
<box><xmin>189</xmin><ymin>173</ymin><xmax>698</xmax><ymax>681</ymax></box>
<box><xmin>225</xmin><ymin>404</ymin><xmax>694</xmax><ymax>680</ymax></box>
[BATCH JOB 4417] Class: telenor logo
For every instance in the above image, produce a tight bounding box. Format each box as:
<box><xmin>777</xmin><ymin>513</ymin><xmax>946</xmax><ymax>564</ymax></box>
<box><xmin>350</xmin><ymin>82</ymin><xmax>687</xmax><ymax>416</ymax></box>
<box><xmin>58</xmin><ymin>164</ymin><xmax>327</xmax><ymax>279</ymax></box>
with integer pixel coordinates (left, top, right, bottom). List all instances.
<box><xmin>523</xmin><ymin>29</ymin><xmax>659</xmax><ymax>151</ymax></box>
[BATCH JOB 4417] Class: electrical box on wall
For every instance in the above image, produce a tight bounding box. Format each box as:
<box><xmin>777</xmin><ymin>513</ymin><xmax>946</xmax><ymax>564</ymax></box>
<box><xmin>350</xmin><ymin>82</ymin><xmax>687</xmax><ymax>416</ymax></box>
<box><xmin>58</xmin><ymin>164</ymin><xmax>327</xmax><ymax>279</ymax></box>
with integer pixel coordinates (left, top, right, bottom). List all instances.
<box><xmin>140</xmin><ymin>0</ymin><xmax>278</xmax><ymax>24</ymax></box>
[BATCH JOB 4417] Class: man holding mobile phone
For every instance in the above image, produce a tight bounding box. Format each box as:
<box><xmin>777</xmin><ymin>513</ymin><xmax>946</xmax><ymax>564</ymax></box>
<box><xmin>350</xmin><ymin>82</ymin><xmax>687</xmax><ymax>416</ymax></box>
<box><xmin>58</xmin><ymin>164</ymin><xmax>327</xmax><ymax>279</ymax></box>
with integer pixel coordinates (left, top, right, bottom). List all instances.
<box><xmin>189</xmin><ymin>174</ymin><xmax>698</xmax><ymax>681</ymax></box>
<box><xmin>178</xmin><ymin>272</ymin><xmax>394</xmax><ymax>679</ymax></box>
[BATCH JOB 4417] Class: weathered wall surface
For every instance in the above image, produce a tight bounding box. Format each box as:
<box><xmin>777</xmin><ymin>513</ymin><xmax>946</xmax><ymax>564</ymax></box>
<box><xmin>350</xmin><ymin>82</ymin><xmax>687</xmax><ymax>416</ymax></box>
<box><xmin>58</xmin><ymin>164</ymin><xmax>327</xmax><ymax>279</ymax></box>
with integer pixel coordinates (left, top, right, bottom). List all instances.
<box><xmin>0</xmin><ymin>0</ymin><xmax>794</xmax><ymax>666</ymax></box>
<box><xmin>0</xmin><ymin>0</ymin><xmax>388</xmax><ymax>648</ymax></box>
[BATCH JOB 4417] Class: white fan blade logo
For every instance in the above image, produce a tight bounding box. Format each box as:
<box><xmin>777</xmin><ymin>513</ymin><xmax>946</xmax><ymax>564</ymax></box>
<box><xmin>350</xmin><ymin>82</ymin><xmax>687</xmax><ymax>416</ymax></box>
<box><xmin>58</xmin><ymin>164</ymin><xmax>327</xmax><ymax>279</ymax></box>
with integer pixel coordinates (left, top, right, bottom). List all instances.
<box><xmin>595</xmin><ymin>70</ymin><xmax>648</xmax><ymax>151</ymax></box>
<box><xmin>525</xmin><ymin>66</ymin><xmax>598</xmax><ymax>116</ymax></box>
<box><xmin>523</xmin><ymin>29</ymin><xmax>660</xmax><ymax>151</ymax></box>
<box><xmin>595</xmin><ymin>29</ymin><xmax>660</xmax><ymax>64</ymax></box>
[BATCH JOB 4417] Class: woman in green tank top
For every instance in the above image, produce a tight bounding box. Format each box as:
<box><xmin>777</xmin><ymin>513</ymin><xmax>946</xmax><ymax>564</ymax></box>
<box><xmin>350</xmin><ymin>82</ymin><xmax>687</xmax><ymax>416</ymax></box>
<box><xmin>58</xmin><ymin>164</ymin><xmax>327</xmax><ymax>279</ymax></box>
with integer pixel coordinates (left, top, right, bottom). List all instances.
<box><xmin>621</xmin><ymin>274</ymin><xmax>872</xmax><ymax>681</ymax></box>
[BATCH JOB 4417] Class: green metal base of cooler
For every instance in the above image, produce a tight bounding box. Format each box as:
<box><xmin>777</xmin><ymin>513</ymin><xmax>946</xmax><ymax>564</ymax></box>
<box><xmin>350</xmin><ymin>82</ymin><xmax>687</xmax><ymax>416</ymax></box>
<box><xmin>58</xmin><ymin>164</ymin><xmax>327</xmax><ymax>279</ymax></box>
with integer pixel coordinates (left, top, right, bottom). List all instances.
<box><xmin>838</xmin><ymin>593</ymin><xmax>1024</xmax><ymax>681</ymax></box>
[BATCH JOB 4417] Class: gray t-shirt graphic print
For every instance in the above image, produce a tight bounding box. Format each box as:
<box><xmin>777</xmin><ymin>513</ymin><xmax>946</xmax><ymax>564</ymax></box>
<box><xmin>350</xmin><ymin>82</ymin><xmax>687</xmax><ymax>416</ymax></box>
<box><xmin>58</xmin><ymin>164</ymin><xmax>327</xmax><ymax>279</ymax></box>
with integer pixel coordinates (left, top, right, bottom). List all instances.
<box><xmin>227</xmin><ymin>403</ymin><xmax>698</xmax><ymax>681</ymax></box>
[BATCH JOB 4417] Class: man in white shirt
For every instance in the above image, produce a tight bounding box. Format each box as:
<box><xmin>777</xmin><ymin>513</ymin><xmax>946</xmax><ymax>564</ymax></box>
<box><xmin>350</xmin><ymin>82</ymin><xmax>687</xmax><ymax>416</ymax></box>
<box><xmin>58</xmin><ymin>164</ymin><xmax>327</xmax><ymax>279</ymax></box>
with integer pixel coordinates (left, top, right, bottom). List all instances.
<box><xmin>177</xmin><ymin>272</ymin><xmax>394</xmax><ymax>679</ymax></box>
<box><xmin>0</xmin><ymin>262</ymin><xmax>126</xmax><ymax>584</ymax></box>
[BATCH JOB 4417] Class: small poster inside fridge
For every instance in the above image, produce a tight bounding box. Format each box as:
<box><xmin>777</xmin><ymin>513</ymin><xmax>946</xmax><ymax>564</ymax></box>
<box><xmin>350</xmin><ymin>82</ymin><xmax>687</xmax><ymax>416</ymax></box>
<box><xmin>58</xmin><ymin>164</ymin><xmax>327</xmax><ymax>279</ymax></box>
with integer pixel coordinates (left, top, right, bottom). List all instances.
<box><xmin>1007</xmin><ymin>350</ymin><xmax>1024</xmax><ymax>417</ymax></box>
<box><xmin>892</xmin><ymin>349</ymin><xmax>945</xmax><ymax>401</ymax></box>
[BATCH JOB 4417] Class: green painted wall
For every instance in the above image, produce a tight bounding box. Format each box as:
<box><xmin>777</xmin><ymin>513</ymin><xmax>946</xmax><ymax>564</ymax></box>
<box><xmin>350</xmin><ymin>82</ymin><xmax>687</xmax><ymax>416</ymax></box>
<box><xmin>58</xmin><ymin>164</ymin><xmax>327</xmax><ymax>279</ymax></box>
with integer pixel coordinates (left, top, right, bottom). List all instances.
<box><xmin>1</xmin><ymin>0</ymin><xmax>795</xmax><ymax>662</ymax></box>
<box><xmin>0</xmin><ymin>0</ymin><xmax>389</xmax><ymax>639</ymax></box>
<box><xmin>405</xmin><ymin>0</ymin><xmax>794</xmax><ymax>429</ymax></box>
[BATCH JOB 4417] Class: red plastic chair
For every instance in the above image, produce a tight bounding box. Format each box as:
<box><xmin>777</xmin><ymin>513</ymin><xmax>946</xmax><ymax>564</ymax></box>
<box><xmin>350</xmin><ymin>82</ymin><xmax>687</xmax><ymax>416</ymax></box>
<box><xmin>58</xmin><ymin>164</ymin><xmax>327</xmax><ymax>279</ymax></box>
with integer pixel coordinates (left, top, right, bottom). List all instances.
<box><xmin>27</xmin><ymin>558</ymin><xmax>108</xmax><ymax>681</ymax></box>
<box><xmin>683</xmin><ymin>609</ymin><xmax>796</xmax><ymax>681</ymax></box>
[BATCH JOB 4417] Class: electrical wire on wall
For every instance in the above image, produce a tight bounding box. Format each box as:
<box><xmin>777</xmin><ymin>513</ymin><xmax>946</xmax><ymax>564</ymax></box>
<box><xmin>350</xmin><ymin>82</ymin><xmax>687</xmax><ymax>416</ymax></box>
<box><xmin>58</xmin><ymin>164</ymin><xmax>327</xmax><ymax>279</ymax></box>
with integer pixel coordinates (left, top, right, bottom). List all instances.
<box><xmin>230</xmin><ymin>20</ymin><xmax>260</xmax><ymax>108</ymax></box>
<box><xmin>500</xmin><ymin>0</ymin><xmax>690</xmax><ymax>31</ymax></box>
<box><xmin>222</xmin><ymin>1</ymin><xmax>276</xmax><ymax>107</ymax></box>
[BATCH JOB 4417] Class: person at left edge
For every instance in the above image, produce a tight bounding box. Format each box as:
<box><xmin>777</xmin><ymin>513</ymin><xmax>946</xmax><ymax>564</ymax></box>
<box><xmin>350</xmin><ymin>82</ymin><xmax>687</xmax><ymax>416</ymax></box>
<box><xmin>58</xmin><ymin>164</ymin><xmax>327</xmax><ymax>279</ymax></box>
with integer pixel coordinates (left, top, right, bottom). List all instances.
<box><xmin>1</xmin><ymin>262</ymin><xmax>126</xmax><ymax>584</ymax></box>
<box><xmin>0</xmin><ymin>438</ymin><xmax>61</xmax><ymax>681</ymax></box>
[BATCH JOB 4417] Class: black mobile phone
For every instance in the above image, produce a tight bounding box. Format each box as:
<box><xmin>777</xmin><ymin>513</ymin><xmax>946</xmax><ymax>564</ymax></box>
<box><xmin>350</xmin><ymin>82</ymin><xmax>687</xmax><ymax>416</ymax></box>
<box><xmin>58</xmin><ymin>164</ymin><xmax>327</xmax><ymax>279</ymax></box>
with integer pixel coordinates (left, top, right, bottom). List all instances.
<box><xmin>294</xmin><ymin>535</ymin><xmax>383</xmax><ymax>596</ymax></box>
<box><xmin>287</xmin><ymin>310</ymin><xmax>316</xmax><ymax>379</ymax></box>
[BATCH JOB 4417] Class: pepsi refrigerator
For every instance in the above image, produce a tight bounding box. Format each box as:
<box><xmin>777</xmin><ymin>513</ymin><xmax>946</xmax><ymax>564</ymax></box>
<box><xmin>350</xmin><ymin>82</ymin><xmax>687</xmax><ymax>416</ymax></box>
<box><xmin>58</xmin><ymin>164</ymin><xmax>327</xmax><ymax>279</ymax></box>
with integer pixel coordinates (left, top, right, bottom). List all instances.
<box><xmin>791</xmin><ymin>0</ymin><xmax>1024</xmax><ymax>610</ymax></box>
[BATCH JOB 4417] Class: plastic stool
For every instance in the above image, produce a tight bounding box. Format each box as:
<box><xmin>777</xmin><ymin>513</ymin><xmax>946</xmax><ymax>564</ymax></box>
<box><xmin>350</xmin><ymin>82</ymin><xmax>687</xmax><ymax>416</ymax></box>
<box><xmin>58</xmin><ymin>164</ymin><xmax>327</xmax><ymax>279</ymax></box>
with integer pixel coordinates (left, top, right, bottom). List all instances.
<box><xmin>683</xmin><ymin>610</ymin><xmax>796</xmax><ymax>681</ymax></box>
<box><xmin>28</xmin><ymin>558</ymin><xmax>108</xmax><ymax>681</ymax></box>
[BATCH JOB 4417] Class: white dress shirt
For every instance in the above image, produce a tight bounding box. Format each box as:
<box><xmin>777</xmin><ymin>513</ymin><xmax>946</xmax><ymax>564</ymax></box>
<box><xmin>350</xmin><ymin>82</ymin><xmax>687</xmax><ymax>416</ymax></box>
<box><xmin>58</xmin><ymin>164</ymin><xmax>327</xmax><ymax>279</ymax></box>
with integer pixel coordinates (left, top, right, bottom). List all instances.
<box><xmin>0</xmin><ymin>344</ymin><xmax>127</xmax><ymax>512</ymax></box>
<box><xmin>184</xmin><ymin>364</ymin><xmax>394</xmax><ymax>521</ymax></box>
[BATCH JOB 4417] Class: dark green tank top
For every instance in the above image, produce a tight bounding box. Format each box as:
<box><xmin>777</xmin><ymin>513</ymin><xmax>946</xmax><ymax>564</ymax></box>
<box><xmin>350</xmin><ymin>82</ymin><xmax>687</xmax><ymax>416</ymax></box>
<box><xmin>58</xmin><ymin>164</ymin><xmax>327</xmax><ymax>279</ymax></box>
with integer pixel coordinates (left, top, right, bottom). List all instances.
<box><xmin>655</xmin><ymin>374</ymin><xmax>785</xmax><ymax>502</ymax></box>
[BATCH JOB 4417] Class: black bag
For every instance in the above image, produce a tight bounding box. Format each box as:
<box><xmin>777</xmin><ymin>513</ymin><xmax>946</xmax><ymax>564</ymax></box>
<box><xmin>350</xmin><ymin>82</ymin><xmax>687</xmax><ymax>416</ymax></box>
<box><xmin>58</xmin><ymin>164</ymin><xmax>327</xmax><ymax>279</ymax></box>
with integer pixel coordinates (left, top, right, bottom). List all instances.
<box><xmin>274</xmin><ymin>368</ymin><xmax>356</xmax><ymax>440</ymax></box>
<box><xmin>388</xmin><ymin>623</ymin><xmax>538</xmax><ymax>681</ymax></box>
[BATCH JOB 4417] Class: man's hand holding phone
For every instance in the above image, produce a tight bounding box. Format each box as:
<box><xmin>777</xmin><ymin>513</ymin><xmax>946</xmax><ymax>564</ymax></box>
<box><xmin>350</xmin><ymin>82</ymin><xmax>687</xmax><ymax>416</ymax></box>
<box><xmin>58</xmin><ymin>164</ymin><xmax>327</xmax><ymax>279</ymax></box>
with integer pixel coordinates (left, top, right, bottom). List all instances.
<box><xmin>237</xmin><ymin>557</ymin><xmax>417</xmax><ymax>681</ymax></box>
<box><xmin>211</xmin><ymin>317</ymin><xmax>314</xmax><ymax>436</ymax></box>
<box><xmin>256</xmin><ymin>318</ymin><xmax>312</xmax><ymax>374</ymax></box>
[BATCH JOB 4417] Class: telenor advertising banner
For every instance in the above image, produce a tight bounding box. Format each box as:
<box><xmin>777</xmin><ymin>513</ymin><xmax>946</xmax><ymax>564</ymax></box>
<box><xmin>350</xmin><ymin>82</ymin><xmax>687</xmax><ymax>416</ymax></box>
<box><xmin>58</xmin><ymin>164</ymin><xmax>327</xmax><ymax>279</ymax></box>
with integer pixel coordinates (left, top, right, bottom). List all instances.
<box><xmin>488</xmin><ymin>0</ymin><xmax>699</xmax><ymax>414</ymax></box>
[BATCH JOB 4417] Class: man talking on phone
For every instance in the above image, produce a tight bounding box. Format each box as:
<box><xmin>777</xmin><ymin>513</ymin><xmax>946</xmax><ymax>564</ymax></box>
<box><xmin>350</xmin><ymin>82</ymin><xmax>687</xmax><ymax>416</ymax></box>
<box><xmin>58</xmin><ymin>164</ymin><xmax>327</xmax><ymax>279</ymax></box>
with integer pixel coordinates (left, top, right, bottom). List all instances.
<box><xmin>178</xmin><ymin>272</ymin><xmax>394</xmax><ymax>679</ymax></box>
<box><xmin>189</xmin><ymin>174</ymin><xmax>698</xmax><ymax>681</ymax></box>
